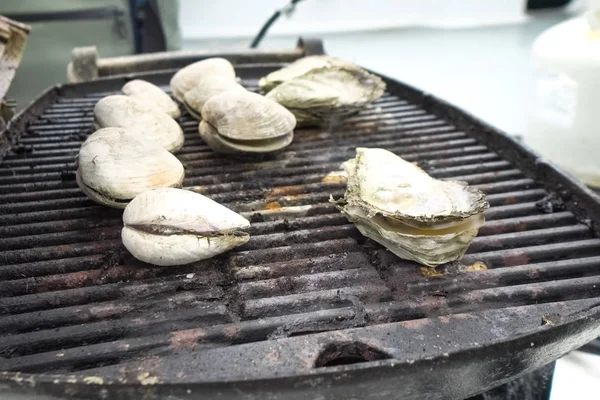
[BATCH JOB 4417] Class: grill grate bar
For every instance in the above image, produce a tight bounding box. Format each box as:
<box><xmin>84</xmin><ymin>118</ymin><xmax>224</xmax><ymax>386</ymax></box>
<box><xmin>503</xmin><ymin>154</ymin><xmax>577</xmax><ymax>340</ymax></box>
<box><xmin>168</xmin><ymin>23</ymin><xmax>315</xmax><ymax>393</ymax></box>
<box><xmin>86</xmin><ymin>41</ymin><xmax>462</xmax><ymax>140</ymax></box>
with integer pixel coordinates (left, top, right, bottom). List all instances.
<box><xmin>0</xmin><ymin>291</ymin><xmax>224</xmax><ymax>335</ymax></box>
<box><xmin>0</xmin><ymin>271</ymin><xmax>224</xmax><ymax>315</ymax></box>
<box><xmin>411</xmin><ymin>256</ymin><xmax>600</xmax><ymax>293</ymax></box>
<box><xmin>0</xmin><ymin>302</ymin><xmax>231</xmax><ymax>358</ymax></box>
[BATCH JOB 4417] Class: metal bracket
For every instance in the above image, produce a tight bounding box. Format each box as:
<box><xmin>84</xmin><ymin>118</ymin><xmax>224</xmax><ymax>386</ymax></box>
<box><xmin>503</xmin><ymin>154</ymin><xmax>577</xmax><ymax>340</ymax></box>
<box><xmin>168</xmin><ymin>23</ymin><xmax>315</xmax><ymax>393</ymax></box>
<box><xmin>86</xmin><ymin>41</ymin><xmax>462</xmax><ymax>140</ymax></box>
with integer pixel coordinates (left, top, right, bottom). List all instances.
<box><xmin>67</xmin><ymin>37</ymin><xmax>326</xmax><ymax>83</ymax></box>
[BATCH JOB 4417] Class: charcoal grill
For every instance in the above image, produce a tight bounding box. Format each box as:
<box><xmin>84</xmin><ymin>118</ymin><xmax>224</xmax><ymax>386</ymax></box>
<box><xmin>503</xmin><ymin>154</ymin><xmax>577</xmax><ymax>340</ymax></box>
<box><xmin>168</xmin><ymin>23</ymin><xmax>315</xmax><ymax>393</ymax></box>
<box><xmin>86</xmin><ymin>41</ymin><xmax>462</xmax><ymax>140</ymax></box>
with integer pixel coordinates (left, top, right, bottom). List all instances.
<box><xmin>1</xmin><ymin>39</ymin><xmax>600</xmax><ymax>400</ymax></box>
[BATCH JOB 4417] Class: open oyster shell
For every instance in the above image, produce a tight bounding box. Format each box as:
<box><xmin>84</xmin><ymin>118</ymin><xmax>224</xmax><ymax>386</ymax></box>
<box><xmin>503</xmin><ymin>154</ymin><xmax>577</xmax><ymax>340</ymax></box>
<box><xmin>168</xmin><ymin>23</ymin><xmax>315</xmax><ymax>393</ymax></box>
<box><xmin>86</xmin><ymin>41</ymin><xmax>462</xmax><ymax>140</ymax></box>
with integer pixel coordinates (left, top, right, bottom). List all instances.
<box><xmin>199</xmin><ymin>90</ymin><xmax>296</xmax><ymax>154</ymax></box>
<box><xmin>258</xmin><ymin>55</ymin><xmax>352</xmax><ymax>92</ymax></box>
<box><xmin>76</xmin><ymin>127</ymin><xmax>184</xmax><ymax>209</ymax></box>
<box><xmin>93</xmin><ymin>95</ymin><xmax>184</xmax><ymax>153</ymax></box>
<box><xmin>170</xmin><ymin>58</ymin><xmax>236</xmax><ymax>103</ymax></box>
<box><xmin>183</xmin><ymin>76</ymin><xmax>246</xmax><ymax>120</ymax></box>
<box><xmin>265</xmin><ymin>65</ymin><xmax>385</xmax><ymax>126</ymax></box>
<box><xmin>335</xmin><ymin>148</ymin><xmax>488</xmax><ymax>267</ymax></box>
<box><xmin>122</xmin><ymin>79</ymin><xmax>181</xmax><ymax>119</ymax></box>
<box><xmin>122</xmin><ymin>188</ymin><xmax>250</xmax><ymax>266</ymax></box>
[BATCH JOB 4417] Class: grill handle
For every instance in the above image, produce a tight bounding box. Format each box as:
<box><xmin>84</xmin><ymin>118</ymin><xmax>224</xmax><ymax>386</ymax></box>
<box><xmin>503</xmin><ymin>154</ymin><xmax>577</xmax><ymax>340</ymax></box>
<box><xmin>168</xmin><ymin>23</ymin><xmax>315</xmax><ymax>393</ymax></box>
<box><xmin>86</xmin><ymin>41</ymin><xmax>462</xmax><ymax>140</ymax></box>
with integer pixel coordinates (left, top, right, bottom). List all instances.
<box><xmin>66</xmin><ymin>37</ymin><xmax>325</xmax><ymax>83</ymax></box>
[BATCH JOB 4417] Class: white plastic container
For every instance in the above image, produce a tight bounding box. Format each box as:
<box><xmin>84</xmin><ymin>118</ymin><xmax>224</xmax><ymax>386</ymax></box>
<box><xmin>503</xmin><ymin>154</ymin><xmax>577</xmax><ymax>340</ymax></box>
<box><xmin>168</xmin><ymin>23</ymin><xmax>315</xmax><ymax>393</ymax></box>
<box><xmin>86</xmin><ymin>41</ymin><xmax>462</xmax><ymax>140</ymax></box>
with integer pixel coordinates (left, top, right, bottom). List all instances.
<box><xmin>527</xmin><ymin>1</ymin><xmax>600</xmax><ymax>187</ymax></box>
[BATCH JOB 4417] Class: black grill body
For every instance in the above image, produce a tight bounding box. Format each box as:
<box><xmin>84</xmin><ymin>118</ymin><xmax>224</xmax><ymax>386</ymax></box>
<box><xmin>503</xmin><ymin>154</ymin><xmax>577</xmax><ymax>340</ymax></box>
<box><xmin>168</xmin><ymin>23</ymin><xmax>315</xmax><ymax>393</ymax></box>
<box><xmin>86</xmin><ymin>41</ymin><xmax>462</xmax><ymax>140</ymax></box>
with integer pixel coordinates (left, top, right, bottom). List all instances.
<box><xmin>0</xmin><ymin>54</ymin><xmax>599</xmax><ymax>400</ymax></box>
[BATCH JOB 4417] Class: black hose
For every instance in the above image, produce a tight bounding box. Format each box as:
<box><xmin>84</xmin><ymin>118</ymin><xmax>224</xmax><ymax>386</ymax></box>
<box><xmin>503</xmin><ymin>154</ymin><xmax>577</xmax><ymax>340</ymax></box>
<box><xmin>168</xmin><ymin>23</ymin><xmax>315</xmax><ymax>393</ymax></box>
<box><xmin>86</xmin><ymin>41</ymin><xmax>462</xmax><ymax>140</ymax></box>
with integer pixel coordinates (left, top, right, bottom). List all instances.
<box><xmin>250</xmin><ymin>0</ymin><xmax>306</xmax><ymax>48</ymax></box>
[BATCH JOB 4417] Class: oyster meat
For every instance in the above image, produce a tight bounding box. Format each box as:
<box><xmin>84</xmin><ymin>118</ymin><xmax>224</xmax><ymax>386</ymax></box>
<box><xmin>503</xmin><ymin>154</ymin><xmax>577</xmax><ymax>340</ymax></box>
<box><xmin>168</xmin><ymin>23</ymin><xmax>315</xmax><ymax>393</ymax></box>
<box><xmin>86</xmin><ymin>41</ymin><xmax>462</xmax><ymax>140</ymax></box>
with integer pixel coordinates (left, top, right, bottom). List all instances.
<box><xmin>183</xmin><ymin>75</ymin><xmax>246</xmax><ymax>120</ymax></box>
<box><xmin>76</xmin><ymin>127</ymin><xmax>184</xmax><ymax>208</ymax></box>
<box><xmin>199</xmin><ymin>90</ymin><xmax>296</xmax><ymax>154</ymax></box>
<box><xmin>122</xmin><ymin>79</ymin><xmax>181</xmax><ymax>119</ymax></box>
<box><xmin>259</xmin><ymin>55</ymin><xmax>352</xmax><ymax>92</ymax></box>
<box><xmin>122</xmin><ymin>188</ymin><xmax>250</xmax><ymax>266</ymax></box>
<box><xmin>94</xmin><ymin>95</ymin><xmax>184</xmax><ymax>153</ymax></box>
<box><xmin>265</xmin><ymin>64</ymin><xmax>385</xmax><ymax>126</ymax></box>
<box><xmin>335</xmin><ymin>148</ymin><xmax>488</xmax><ymax>267</ymax></box>
<box><xmin>170</xmin><ymin>58</ymin><xmax>236</xmax><ymax>103</ymax></box>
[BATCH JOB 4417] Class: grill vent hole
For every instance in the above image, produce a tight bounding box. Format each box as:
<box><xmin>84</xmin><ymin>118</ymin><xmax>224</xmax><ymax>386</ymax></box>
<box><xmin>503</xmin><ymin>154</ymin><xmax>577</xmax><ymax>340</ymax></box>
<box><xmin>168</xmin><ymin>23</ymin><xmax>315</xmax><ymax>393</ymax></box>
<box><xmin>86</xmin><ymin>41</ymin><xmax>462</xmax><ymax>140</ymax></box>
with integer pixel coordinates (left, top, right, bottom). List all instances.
<box><xmin>314</xmin><ymin>341</ymin><xmax>391</xmax><ymax>368</ymax></box>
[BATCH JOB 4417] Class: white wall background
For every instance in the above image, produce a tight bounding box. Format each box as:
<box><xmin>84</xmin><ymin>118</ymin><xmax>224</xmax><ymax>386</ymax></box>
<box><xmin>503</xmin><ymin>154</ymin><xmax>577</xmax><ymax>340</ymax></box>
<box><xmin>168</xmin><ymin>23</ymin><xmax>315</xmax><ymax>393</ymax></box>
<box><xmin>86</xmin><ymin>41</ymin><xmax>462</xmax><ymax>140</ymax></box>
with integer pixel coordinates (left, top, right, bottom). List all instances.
<box><xmin>179</xmin><ymin>0</ymin><xmax>528</xmax><ymax>40</ymax></box>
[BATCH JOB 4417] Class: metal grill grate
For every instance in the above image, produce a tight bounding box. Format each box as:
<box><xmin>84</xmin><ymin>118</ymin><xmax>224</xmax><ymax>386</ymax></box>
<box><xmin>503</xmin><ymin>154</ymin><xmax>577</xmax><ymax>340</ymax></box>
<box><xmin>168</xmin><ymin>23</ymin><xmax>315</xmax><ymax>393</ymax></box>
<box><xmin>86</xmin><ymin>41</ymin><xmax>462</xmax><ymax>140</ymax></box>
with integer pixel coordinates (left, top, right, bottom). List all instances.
<box><xmin>1</xmin><ymin>65</ymin><xmax>600</xmax><ymax>394</ymax></box>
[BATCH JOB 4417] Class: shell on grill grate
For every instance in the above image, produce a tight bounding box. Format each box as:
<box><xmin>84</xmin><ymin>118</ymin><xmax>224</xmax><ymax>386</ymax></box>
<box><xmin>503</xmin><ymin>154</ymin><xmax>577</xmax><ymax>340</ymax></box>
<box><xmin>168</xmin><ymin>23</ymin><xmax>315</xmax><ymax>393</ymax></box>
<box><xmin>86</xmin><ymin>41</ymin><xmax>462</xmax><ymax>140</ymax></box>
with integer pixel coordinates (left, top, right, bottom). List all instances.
<box><xmin>258</xmin><ymin>55</ymin><xmax>352</xmax><ymax>92</ymax></box>
<box><xmin>76</xmin><ymin>127</ymin><xmax>184</xmax><ymax>209</ymax></box>
<box><xmin>199</xmin><ymin>90</ymin><xmax>296</xmax><ymax>154</ymax></box>
<box><xmin>170</xmin><ymin>58</ymin><xmax>236</xmax><ymax>103</ymax></box>
<box><xmin>122</xmin><ymin>188</ymin><xmax>250</xmax><ymax>266</ymax></box>
<box><xmin>122</xmin><ymin>79</ymin><xmax>181</xmax><ymax>119</ymax></box>
<box><xmin>183</xmin><ymin>75</ymin><xmax>246</xmax><ymax>121</ymax></box>
<box><xmin>334</xmin><ymin>147</ymin><xmax>489</xmax><ymax>267</ymax></box>
<box><xmin>93</xmin><ymin>95</ymin><xmax>184</xmax><ymax>153</ymax></box>
<box><xmin>264</xmin><ymin>64</ymin><xmax>385</xmax><ymax>127</ymax></box>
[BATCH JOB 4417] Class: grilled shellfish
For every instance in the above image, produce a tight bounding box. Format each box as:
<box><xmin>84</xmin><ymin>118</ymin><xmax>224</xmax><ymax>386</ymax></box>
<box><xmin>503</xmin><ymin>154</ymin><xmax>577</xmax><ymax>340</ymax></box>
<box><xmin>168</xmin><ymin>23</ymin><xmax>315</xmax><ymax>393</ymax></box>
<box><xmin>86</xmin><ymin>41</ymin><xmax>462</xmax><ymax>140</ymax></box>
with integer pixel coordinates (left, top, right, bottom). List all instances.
<box><xmin>122</xmin><ymin>79</ymin><xmax>181</xmax><ymax>119</ymax></box>
<box><xmin>76</xmin><ymin>127</ymin><xmax>184</xmax><ymax>208</ymax></box>
<box><xmin>170</xmin><ymin>58</ymin><xmax>236</xmax><ymax>103</ymax></box>
<box><xmin>122</xmin><ymin>188</ymin><xmax>250</xmax><ymax>266</ymax></box>
<box><xmin>199</xmin><ymin>90</ymin><xmax>296</xmax><ymax>154</ymax></box>
<box><xmin>265</xmin><ymin>65</ymin><xmax>385</xmax><ymax>127</ymax></box>
<box><xmin>258</xmin><ymin>55</ymin><xmax>351</xmax><ymax>92</ymax></box>
<box><xmin>335</xmin><ymin>148</ymin><xmax>488</xmax><ymax>267</ymax></box>
<box><xmin>93</xmin><ymin>95</ymin><xmax>184</xmax><ymax>153</ymax></box>
<box><xmin>183</xmin><ymin>76</ymin><xmax>246</xmax><ymax>120</ymax></box>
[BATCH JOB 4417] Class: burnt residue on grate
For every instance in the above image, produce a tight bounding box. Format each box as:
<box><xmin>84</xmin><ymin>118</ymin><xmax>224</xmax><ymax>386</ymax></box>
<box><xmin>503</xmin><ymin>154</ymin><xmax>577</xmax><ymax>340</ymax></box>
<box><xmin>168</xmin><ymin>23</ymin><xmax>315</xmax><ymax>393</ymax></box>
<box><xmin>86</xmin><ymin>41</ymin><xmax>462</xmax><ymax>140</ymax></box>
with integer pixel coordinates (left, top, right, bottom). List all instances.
<box><xmin>0</xmin><ymin>73</ymin><xmax>600</xmax><ymax>382</ymax></box>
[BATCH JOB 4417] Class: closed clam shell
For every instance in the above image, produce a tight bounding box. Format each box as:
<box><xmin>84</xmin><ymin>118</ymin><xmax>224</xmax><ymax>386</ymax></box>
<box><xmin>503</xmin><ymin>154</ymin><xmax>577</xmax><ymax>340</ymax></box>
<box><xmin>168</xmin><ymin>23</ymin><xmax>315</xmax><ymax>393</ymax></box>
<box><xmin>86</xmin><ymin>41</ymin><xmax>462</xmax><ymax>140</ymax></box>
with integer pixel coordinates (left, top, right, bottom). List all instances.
<box><xmin>201</xmin><ymin>90</ymin><xmax>296</xmax><ymax>140</ymax></box>
<box><xmin>76</xmin><ymin>128</ymin><xmax>184</xmax><ymax>208</ymax></box>
<box><xmin>198</xmin><ymin>120</ymin><xmax>293</xmax><ymax>154</ymax></box>
<box><xmin>93</xmin><ymin>95</ymin><xmax>184</xmax><ymax>153</ymax></box>
<box><xmin>259</xmin><ymin>55</ymin><xmax>351</xmax><ymax>92</ymax></box>
<box><xmin>122</xmin><ymin>188</ymin><xmax>250</xmax><ymax>266</ymax></box>
<box><xmin>266</xmin><ymin>66</ymin><xmax>386</xmax><ymax>126</ymax></box>
<box><xmin>122</xmin><ymin>79</ymin><xmax>181</xmax><ymax>119</ymax></box>
<box><xmin>183</xmin><ymin>76</ymin><xmax>246</xmax><ymax>120</ymax></box>
<box><xmin>170</xmin><ymin>58</ymin><xmax>236</xmax><ymax>102</ymax></box>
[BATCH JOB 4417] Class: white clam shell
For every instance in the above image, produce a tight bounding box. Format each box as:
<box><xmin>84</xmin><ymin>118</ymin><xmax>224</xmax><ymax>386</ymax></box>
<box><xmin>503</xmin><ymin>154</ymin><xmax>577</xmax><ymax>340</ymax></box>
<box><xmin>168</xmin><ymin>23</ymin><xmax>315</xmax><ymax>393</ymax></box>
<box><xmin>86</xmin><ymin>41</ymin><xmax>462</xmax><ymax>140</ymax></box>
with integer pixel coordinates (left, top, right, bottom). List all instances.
<box><xmin>198</xmin><ymin>120</ymin><xmax>293</xmax><ymax>154</ymax></box>
<box><xmin>122</xmin><ymin>79</ymin><xmax>181</xmax><ymax>119</ymax></box>
<box><xmin>94</xmin><ymin>95</ymin><xmax>184</xmax><ymax>153</ymax></box>
<box><xmin>183</xmin><ymin>76</ymin><xmax>246</xmax><ymax>120</ymax></box>
<box><xmin>202</xmin><ymin>91</ymin><xmax>296</xmax><ymax>140</ymax></box>
<box><xmin>76</xmin><ymin>128</ymin><xmax>184</xmax><ymax>208</ymax></box>
<box><xmin>170</xmin><ymin>58</ymin><xmax>236</xmax><ymax>103</ymax></box>
<box><xmin>199</xmin><ymin>91</ymin><xmax>296</xmax><ymax>154</ymax></box>
<box><xmin>122</xmin><ymin>188</ymin><xmax>250</xmax><ymax>266</ymax></box>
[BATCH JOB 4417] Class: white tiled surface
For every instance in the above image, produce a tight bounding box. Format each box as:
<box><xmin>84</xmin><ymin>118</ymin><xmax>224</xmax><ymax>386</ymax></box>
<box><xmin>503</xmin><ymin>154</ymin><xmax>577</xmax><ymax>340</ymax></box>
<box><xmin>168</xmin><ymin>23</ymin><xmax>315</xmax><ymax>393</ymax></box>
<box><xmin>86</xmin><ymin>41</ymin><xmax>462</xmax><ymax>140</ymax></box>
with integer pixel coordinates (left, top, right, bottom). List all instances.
<box><xmin>183</xmin><ymin>10</ymin><xmax>600</xmax><ymax>398</ymax></box>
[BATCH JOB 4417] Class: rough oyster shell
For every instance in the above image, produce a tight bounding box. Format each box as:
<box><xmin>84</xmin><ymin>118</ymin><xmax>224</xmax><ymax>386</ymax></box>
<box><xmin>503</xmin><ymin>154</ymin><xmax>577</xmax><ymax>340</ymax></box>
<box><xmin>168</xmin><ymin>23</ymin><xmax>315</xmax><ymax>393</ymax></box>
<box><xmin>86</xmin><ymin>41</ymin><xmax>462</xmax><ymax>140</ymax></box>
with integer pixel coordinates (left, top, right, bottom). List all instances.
<box><xmin>170</xmin><ymin>58</ymin><xmax>236</xmax><ymax>103</ymax></box>
<box><xmin>93</xmin><ymin>95</ymin><xmax>184</xmax><ymax>153</ymax></box>
<box><xmin>265</xmin><ymin>65</ymin><xmax>385</xmax><ymax>126</ymax></box>
<box><xmin>76</xmin><ymin>127</ymin><xmax>184</xmax><ymax>208</ymax></box>
<box><xmin>335</xmin><ymin>148</ymin><xmax>488</xmax><ymax>267</ymax></box>
<box><xmin>183</xmin><ymin>76</ymin><xmax>246</xmax><ymax>120</ymax></box>
<box><xmin>122</xmin><ymin>188</ymin><xmax>250</xmax><ymax>266</ymax></box>
<box><xmin>259</xmin><ymin>55</ymin><xmax>351</xmax><ymax>92</ymax></box>
<box><xmin>122</xmin><ymin>79</ymin><xmax>181</xmax><ymax>119</ymax></box>
<box><xmin>199</xmin><ymin>90</ymin><xmax>296</xmax><ymax>154</ymax></box>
